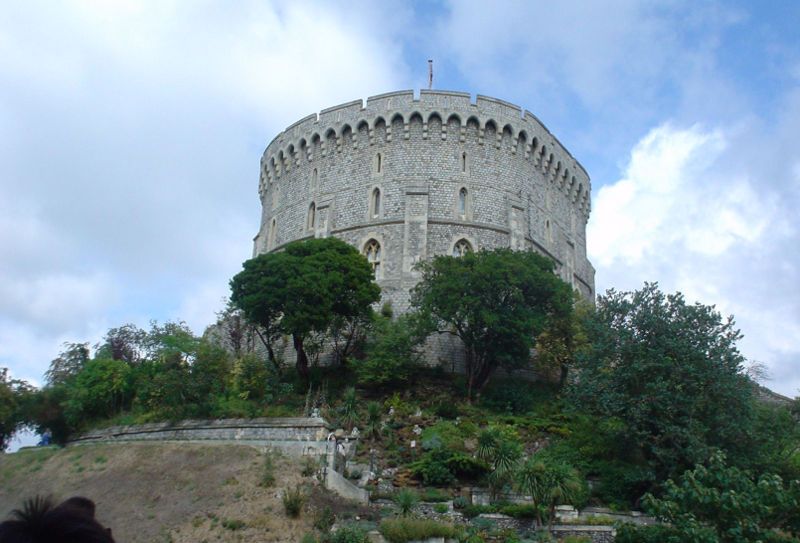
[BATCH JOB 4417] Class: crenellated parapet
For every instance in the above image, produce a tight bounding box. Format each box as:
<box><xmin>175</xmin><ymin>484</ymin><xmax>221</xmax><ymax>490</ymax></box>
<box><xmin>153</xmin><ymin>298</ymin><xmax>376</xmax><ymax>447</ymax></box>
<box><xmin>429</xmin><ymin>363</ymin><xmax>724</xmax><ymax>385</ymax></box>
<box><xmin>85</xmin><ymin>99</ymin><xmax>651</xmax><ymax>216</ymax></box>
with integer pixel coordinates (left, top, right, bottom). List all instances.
<box><xmin>259</xmin><ymin>90</ymin><xmax>591</xmax><ymax>220</ymax></box>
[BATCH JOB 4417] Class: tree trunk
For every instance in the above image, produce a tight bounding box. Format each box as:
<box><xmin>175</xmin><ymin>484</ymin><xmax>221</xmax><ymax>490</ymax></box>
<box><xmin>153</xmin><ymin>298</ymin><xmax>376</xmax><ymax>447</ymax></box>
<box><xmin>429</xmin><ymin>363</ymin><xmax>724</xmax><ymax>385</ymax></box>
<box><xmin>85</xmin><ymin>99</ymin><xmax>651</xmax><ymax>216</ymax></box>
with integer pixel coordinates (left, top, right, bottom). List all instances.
<box><xmin>254</xmin><ymin>327</ymin><xmax>281</xmax><ymax>373</ymax></box>
<box><xmin>558</xmin><ymin>364</ymin><xmax>569</xmax><ymax>389</ymax></box>
<box><xmin>293</xmin><ymin>334</ymin><xmax>310</xmax><ymax>385</ymax></box>
<box><xmin>473</xmin><ymin>360</ymin><xmax>496</xmax><ymax>398</ymax></box>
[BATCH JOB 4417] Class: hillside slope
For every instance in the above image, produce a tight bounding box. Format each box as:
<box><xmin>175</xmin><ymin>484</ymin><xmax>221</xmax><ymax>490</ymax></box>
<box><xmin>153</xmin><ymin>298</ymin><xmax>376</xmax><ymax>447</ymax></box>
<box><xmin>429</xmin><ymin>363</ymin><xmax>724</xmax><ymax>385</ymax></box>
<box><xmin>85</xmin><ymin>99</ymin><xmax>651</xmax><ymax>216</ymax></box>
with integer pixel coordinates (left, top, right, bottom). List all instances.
<box><xmin>0</xmin><ymin>442</ymin><xmax>314</xmax><ymax>542</ymax></box>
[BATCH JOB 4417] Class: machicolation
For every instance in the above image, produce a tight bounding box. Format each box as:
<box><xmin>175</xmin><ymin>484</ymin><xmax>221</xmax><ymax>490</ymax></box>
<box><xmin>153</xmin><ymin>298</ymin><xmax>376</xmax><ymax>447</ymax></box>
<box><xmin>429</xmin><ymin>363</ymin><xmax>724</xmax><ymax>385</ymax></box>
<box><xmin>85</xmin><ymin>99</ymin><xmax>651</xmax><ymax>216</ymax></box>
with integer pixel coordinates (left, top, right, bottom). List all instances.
<box><xmin>254</xmin><ymin>90</ymin><xmax>595</xmax><ymax>312</ymax></box>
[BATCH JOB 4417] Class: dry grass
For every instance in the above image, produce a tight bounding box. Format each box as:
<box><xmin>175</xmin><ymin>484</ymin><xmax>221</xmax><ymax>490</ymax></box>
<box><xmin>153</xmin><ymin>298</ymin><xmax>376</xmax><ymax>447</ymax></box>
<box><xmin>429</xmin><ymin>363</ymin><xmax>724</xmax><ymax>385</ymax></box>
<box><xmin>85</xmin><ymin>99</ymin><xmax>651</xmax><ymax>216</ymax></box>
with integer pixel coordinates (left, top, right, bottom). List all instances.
<box><xmin>0</xmin><ymin>442</ymin><xmax>315</xmax><ymax>542</ymax></box>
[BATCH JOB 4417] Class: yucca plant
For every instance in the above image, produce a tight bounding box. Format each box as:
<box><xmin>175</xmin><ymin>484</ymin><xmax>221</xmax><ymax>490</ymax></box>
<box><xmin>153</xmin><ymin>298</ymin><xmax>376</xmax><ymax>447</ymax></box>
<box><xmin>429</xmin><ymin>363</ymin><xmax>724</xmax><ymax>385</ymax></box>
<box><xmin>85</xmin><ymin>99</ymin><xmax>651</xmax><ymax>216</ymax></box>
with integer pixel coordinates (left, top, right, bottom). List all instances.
<box><xmin>393</xmin><ymin>488</ymin><xmax>419</xmax><ymax>517</ymax></box>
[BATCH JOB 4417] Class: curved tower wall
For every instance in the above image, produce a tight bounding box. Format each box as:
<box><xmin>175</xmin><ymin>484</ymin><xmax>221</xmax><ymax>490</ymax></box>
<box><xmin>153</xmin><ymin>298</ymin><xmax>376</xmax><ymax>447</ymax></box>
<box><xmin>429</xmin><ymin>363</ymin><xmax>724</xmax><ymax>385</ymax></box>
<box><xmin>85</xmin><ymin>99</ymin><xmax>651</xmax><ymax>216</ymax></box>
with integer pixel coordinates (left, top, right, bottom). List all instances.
<box><xmin>254</xmin><ymin>90</ymin><xmax>595</xmax><ymax>312</ymax></box>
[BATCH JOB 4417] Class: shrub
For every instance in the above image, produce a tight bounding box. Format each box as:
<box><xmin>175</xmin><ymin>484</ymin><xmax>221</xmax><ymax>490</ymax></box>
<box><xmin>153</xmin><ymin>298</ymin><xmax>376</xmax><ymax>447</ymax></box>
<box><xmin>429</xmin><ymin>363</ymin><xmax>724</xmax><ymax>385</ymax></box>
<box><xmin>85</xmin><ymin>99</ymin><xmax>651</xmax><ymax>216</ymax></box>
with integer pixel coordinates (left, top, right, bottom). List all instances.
<box><xmin>282</xmin><ymin>485</ymin><xmax>306</xmax><ymax>518</ymax></box>
<box><xmin>433</xmin><ymin>400</ymin><xmax>460</xmax><ymax>419</ymax></box>
<box><xmin>379</xmin><ymin>518</ymin><xmax>462</xmax><ymax>543</ymax></box>
<box><xmin>301</xmin><ymin>456</ymin><xmax>319</xmax><ymax>477</ymax></box>
<box><xmin>313</xmin><ymin>506</ymin><xmax>335</xmax><ymax>532</ymax></box>
<box><xmin>498</xmin><ymin>503</ymin><xmax>538</xmax><ymax>519</ymax></box>
<box><xmin>561</xmin><ymin>537</ymin><xmax>591</xmax><ymax>543</ymax></box>
<box><xmin>221</xmin><ymin>518</ymin><xmax>245</xmax><ymax>531</ymax></box>
<box><xmin>461</xmin><ymin>504</ymin><xmax>497</xmax><ymax>519</ymax></box>
<box><xmin>480</xmin><ymin>380</ymin><xmax>535</xmax><ymax>415</ymax></box>
<box><xmin>452</xmin><ymin>496</ymin><xmax>469</xmax><ymax>510</ymax></box>
<box><xmin>393</xmin><ymin>488</ymin><xmax>419</xmax><ymax>517</ymax></box>
<box><xmin>301</xmin><ymin>533</ymin><xmax>318</xmax><ymax>543</ymax></box>
<box><xmin>322</xmin><ymin>525</ymin><xmax>370</xmax><ymax>543</ymax></box>
<box><xmin>420</xmin><ymin>487</ymin><xmax>451</xmax><ymax>503</ymax></box>
<box><xmin>433</xmin><ymin>503</ymin><xmax>449</xmax><ymax>514</ymax></box>
<box><xmin>355</xmin><ymin>315</ymin><xmax>423</xmax><ymax>387</ymax></box>
<box><xmin>259</xmin><ymin>451</ymin><xmax>277</xmax><ymax>487</ymax></box>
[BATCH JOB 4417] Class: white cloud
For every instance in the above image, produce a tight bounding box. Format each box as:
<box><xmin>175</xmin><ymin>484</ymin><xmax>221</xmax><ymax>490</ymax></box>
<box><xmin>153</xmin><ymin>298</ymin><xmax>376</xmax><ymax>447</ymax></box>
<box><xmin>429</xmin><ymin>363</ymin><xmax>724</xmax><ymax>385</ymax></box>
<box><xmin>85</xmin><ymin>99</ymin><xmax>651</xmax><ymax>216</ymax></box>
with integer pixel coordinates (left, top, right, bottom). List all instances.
<box><xmin>0</xmin><ymin>1</ymin><xmax>410</xmax><ymax>384</ymax></box>
<box><xmin>589</xmin><ymin>122</ymin><xmax>800</xmax><ymax>396</ymax></box>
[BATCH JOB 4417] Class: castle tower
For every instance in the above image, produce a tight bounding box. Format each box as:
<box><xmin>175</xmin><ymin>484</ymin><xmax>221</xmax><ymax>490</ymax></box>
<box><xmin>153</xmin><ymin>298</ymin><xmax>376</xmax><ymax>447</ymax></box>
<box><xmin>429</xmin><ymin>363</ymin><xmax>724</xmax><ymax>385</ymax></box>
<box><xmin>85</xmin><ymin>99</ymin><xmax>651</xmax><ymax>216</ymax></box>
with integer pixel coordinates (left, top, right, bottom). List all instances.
<box><xmin>254</xmin><ymin>91</ymin><xmax>595</xmax><ymax>312</ymax></box>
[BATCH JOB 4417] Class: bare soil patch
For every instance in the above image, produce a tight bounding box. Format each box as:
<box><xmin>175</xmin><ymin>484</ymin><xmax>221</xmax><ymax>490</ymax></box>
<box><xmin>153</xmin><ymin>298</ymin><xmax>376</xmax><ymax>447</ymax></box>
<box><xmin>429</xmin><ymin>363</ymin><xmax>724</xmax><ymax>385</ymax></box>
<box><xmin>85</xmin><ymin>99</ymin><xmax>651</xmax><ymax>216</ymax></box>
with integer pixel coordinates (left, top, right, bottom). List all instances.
<box><xmin>0</xmin><ymin>442</ymin><xmax>316</xmax><ymax>542</ymax></box>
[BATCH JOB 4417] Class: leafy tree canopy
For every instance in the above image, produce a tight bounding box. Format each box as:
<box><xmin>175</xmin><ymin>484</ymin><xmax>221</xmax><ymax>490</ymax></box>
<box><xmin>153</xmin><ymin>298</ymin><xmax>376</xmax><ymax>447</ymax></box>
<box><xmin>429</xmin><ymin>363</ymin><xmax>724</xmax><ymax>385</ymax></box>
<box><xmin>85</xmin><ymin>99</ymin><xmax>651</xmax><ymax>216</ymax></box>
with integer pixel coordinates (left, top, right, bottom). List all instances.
<box><xmin>617</xmin><ymin>451</ymin><xmax>800</xmax><ymax>543</ymax></box>
<box><xmin>570</xmin><ymin>283</ymin><xmax>755</xmax><ymax>481</ymax></box>
<box><xmin>0</xmin><ymin>368</ymin><xmax>34</xmax><ymax>450</ymax></box>
<box><xmin>230</xmin><ymin>237</ymin><xmax>380</xmax><ymax>383</ymax></box>
<box><xmin>411</xmin><ymin>248</ymin><xmax>573</xmax><ymax>399</ymax></box>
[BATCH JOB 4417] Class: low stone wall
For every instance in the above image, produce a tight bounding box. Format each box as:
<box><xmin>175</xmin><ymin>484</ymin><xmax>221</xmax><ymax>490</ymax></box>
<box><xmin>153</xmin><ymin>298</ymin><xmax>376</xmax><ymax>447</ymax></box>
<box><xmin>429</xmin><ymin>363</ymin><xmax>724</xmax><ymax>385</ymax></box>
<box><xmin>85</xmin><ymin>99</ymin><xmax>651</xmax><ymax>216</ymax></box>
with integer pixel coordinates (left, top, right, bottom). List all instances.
<box><xmin>72</xmin><ymin>417</ymin><xmax>332</xmax><ymax>455</ymax></box>
<box><xmin>326</xmin><ymin>468</ymin><xmax>370</xmax><ymax>504</ymax></box>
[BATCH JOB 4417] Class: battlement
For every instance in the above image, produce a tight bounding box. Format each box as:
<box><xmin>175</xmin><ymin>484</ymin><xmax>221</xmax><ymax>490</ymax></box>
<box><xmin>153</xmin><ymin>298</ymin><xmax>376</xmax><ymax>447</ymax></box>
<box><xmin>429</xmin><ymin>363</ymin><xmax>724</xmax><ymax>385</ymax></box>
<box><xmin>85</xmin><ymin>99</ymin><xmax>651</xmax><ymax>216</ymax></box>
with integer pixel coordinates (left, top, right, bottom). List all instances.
<box><xmin>261</xmin><ymin>90</ymin><xmax>591</xmax><ymax>219</ymax></box>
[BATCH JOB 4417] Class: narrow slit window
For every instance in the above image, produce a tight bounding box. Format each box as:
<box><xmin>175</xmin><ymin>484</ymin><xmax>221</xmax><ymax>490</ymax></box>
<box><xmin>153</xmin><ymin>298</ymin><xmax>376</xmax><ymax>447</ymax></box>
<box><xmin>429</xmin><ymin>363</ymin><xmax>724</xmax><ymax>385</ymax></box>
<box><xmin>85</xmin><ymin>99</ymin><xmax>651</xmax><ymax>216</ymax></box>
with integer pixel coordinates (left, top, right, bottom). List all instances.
<box><xmin>307</xmin><ymin>202</ymin><xmax>316</xmax><ymax>231</ymax></box>
<box><xmin>461</xmin><ymin>152</ymin><xmax>467</xmax><ymax>172</ymax></box>
<box><xmin>311</xmin><ymin>168</ymin><xmax>318</xmax><ymax>190</ymax></box>
<box><xmin>376</xmin><ymin>153</ymin><xmax>382</xmax><ymax>173</ymax></box>
<box><xmin>371</xmin><ymin>188</ymin><xmax>381</xmax><ymax>218</ymax></box>
<box><xmin>458</xmin><ymin>188</ymin><xmax>467</xmax><ymax>218</ymax></box>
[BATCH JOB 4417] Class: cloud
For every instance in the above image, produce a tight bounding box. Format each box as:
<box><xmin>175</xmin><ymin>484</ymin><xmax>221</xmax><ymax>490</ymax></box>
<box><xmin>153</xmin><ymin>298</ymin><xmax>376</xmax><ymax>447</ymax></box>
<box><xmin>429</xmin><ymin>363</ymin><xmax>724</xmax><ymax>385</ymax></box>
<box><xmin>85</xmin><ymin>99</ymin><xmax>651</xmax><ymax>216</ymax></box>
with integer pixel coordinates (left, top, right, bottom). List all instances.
<box><xmin>589</xmin><ymin>119</ymin><xmax>800</xmax><ymax>396</ymax></box>
<box><xmin>0</xmin><ymin>1</ymin><xmax>410</xmax><ymax>383</ymax></box>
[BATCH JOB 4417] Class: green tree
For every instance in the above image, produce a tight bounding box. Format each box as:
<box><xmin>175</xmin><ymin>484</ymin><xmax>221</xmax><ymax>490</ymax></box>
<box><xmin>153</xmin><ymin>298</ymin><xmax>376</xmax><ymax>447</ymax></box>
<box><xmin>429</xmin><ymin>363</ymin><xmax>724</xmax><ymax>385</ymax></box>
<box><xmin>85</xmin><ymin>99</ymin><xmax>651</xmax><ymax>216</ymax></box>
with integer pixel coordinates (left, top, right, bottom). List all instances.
<box><xmin>515</xmin><ymin>457</ymin><xmax>583</xmax><ymax>527</ymax></box>
<box><xmin>230</xmin><ymin>237</ymin><xmax>380</xmax><ymax>385</ymax></box>
<box><xmin>412</xmin><ymin>248</ymin><xmax>573</xmax><ymax>399</ymax></box>
<box><xmin>44</xmin><ymin>342</ymin><xmax>90</xmax><ymax>385</ymax></box>
<box><xmin>354</xmin><ymin>314</ymin><xmax>424</xmax><ymax>387</ymax></box>
<box><xmin>0</xmin><ymin>368</ymin><xmax>34</xmax><ymax>450</ymax></box>
<box><xmin>570</xmin><ymin>283</ymin><xmax>754</xmax><ymax>481</ymax></box>
<box><xmin>617</xmin><ymin>452</ymin><xmax>800</xmax><ymax>543</ymax></box>
<box><xmin>95</xmin><ymin>324</ymin><xmax>147</xmax><ymax>364</ymax></box>
<box><xmin>63</xmin><ymin>358</ymin><xmax>133</xmax><ymax>426</ymax></box>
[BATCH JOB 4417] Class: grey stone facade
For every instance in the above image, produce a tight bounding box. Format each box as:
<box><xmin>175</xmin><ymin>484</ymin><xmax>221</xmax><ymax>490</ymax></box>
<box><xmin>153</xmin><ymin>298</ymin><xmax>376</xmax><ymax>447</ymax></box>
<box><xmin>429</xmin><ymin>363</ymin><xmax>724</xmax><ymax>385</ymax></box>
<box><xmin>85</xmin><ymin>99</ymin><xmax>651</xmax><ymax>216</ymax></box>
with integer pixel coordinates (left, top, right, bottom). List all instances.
<box><xmin>254</xmin><ymin>90</ymin><xmax>595</xmax><ymax>312</ymax></box>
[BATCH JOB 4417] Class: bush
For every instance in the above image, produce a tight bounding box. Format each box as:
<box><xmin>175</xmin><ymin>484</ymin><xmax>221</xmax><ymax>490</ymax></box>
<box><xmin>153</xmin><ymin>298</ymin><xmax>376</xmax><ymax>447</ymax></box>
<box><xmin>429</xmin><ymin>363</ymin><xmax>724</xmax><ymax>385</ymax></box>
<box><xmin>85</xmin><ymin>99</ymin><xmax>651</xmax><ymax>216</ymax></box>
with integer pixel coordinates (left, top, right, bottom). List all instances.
<box><xmin>379</xmin><ymin>518</ymin><xmax>463</xmax><ymax>543</ymax></box>
<box><xmin>259</xmin><ymin>451</ymin><xmax>277</xmax><ymax>487</ymax></box>
<box><xmin>221</xmin><ymin>518</ymin><xmax>246</xmax><ymax>531</ymax></box>
<box><xmin>480</xmin><ymin>380</ymin><xmax>536</xmax><ymax>415</ymax></box>
<box><xmin>322</xmin><ymin>525</ymin><xmax>370</xmax><ymax>543</ymax></box>
<box><xmin>313</xmin><ymin>506</ymin><xmax>335</xmax><ymax>532</ymax></box>
<box><xmin>420</xmin><ymin>487</ymin><xmax>451</xmax><ymax>503</ymax></box>
<box><xmin>461</xmin><ymin>504</ymin><xmax>497</xmax><ymax>519</ymax></box>
<box><xmin>355</xmin><ymin>315</ymin><xmax>423</xmax><ymax>387</ymax></box>
<box><xmin>452</xmin><ymin>496</ymin><xmax>469</xmax><ymax>510</ymax></box>
<box><xmin>393</xmin><ymin>488</ymin><xmax>419</xmax><ymax>517</ymax></box>
<box><xmin>498</xmin><ymin>503</ymin><xmax>538</xmax><ymax>519</ymax></box>
<box><xmin>302</xmin><ymin>456</ymin><xmax>319</xmax><ymax>477</ymax></box>
<box><xmin>434</xmin><ymin>503</ymin><xmax>449</xmax><ymax>514</ymax></box>
<box><xmin>282</xmin><ymin>485</ymin><xmax>306</xmax><ymax>518</ymax></box>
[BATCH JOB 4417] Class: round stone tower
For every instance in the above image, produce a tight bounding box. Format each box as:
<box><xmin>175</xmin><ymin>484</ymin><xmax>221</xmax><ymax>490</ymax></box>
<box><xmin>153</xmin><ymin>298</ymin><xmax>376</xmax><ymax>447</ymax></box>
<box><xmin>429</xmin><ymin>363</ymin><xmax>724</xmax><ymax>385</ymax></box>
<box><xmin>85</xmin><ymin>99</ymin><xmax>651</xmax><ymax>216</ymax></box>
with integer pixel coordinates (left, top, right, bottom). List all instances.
<box><xmin>254</xmin><ymin>90</ymin><xmax>595</xmax><ymax>312</ymax></box>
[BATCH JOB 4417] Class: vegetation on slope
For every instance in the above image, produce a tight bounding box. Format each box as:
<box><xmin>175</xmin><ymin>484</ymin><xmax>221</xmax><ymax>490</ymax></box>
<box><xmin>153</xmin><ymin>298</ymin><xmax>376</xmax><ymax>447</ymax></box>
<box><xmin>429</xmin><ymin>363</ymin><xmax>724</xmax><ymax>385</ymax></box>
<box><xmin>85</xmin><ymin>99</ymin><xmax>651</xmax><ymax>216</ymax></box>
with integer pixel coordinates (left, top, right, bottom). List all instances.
<box><xmin>2</xmin><ymin>242</ymin><xmax>799</xmax><ymax>541</ymax></box>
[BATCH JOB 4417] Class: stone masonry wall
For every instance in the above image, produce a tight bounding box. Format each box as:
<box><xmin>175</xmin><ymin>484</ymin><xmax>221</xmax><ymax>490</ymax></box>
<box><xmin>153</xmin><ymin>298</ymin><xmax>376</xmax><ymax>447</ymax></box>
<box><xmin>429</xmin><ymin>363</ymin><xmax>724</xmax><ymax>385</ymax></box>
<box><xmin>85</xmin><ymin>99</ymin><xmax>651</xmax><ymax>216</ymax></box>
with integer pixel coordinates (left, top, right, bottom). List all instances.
<box><xmin>72</xmin><ymin>417</ymin><xmax>331</xmax><ymax>456</ymax></box>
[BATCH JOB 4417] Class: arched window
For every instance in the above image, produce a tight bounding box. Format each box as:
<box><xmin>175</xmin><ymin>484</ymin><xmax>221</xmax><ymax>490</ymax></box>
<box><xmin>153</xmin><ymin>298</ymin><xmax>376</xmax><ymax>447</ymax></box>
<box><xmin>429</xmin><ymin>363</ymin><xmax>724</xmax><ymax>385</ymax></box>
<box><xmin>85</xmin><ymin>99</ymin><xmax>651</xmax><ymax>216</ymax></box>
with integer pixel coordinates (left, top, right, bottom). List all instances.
<box><xmin>364</xmin><ymin>239</ymin><xmax>381</xmax><ymax>276</ymax></box>
<box><xmin>461</xmin><ymin>151</ymin><xmax>467</xmax><ymax>173</ymax></box>
<box><xmin>268</xmin><ymin>218</ymin><xmax>277</xmax><ymax>250</ymax></box>
<box><xmin>375</xmin><ymin>152</ymin><xmax>383</xmax><ymax>174</ymax></box>
<box><xmin>307</xmin><ymin>202</ymin><xmax>316</xmax><ymax>231</ymax></box>
<box><xmin>458</xmin><ymin>187</ymin><xmax>468</xmax><ymax>218</ymax></box>
<box><xmin>370</xmin><ymin>187</ymin><xmax>381</xmax><ymax>219</ymax></box>
<box><xmin>452</xmin><ymin>238</ymin><xmax>473</xmax><ymax>257</ymax></box>
<box><xmin>311</xmin><ymin>168</ymin><xmax>318</xmax><ymax>190</ymax></box>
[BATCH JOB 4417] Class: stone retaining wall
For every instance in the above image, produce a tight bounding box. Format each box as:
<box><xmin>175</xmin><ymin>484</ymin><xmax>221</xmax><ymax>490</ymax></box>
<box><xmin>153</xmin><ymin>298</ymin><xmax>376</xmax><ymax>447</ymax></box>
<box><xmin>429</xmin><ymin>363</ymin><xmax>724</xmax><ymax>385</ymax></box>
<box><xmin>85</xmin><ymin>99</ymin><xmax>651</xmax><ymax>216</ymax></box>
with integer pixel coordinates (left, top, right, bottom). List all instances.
<box><xmin>72</xmin><ymin>417</ymin><xmax>332</xmax><ymax>455</ymax></box>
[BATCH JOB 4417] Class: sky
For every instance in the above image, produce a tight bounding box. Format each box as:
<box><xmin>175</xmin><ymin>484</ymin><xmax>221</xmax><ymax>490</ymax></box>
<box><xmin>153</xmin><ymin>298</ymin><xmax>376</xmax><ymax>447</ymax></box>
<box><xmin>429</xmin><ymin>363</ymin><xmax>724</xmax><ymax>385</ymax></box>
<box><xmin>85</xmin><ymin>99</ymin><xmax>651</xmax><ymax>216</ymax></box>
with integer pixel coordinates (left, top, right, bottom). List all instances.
<box><xmin>1</xmin><ymin>0</ymin><xmax>798</xmax><ymax>398</ymax></box>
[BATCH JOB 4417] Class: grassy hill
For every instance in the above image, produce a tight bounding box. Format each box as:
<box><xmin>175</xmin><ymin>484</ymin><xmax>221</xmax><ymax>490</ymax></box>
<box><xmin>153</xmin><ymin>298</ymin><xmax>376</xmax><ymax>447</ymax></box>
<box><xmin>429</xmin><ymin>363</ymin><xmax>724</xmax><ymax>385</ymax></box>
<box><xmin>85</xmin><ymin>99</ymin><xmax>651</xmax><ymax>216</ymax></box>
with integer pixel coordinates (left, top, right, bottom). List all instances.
<box><xmin>0</xmin><ymin>442</ymin><xmax>320</xmax><ymax>543</ymax></box>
